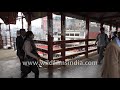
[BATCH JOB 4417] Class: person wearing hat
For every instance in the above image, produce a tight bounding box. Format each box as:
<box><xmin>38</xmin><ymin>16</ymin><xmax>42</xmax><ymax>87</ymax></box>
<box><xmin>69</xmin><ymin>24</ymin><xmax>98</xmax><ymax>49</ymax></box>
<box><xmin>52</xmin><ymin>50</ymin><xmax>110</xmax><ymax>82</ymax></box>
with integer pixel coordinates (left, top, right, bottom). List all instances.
<box><xmin>102</xmin><ymin>31</ymin><xmax>120</xmax><ymax>78</ymax></box>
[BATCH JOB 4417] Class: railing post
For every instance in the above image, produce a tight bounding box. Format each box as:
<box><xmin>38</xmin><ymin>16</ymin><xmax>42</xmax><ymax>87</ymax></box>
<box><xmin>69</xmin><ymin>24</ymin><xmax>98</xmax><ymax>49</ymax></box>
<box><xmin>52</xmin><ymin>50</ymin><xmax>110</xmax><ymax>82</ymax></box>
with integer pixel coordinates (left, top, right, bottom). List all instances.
<box><xmin>61</xmin><ymin>13</ymin><xmax>65</xmax><ymax>62</ymax></box>
<box><xmin>85</xmin><ymin>17</ymin><xmax>89</xmax><ymax>58</ymax></box>
<box><xmin>47</xmin><ymin>12</ymin><xmax>53</xmax><ymax>77</ymax></box>
<box><xmin>28</xmin><ymin>12</ymin><xmax>31</xmax><ymax>31</ymax></box>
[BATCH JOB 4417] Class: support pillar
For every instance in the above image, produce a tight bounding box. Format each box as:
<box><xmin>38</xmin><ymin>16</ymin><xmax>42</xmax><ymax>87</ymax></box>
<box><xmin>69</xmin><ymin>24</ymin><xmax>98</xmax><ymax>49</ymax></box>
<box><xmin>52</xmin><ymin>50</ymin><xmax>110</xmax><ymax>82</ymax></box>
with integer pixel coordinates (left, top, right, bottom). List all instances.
<box><xmin>5</xmin><ymin>25</ymin><xmax>7</xmax><ymax>46</ymax></box>
<box><xmin>5</xmin><ymin>36</ymin><xmax>7</xmax><ymax>46</ymax></box>
<box><xmin>21</xmin><ymin>12</ymin><xmax>24</xmax><ymax>29</ymax></box>
<box><xmin>0</xmin><ymin>23</ymin><xmax>1</xmax><ymax>35</ymax></box>
<box><xmin>47</xmin><ymin>12</ymin><xmax>53</xmax><ymax>76</ymax></box>
<box><xmin>8</xmin><ymin>15</ymin><xmax>12</xmax><ymax>48</ymax></box>
<box><xmin>0</xmin><ymin>23</ymin><xmax>3</xmax><ymax>49</ymax></box>
<box><xmin>28</xmin><ymin>12</ymin><xmax>31</xmax><ymax>31</ymax></box>
<box><xmin>116</xmin><ymin>25</ymin><xmax>118</xmax><ymax>31</ymax></box>
<box><xmin>109</xmin><ymin>24</ymin><xmax>112</xmax><ymax>40</ymax></box>
<box><xmin>85</xmin><ymin>17</ymin><xmax>89</xmax><ymax>58</ymax></box>
<box><xmin>47</xmin><ymin>12</ymin><xmax>53</xmax><ymax>62</ymax></box>
<box><xmin>100</xmin><ymin>23</ymin><xmax>104</xmax><ymax>28</ymax></box>
<box><xmin>9</xmin><ymin>24</ymin><xmax>12</xmax><ymax>47</ymax></box>
<box><xmin>61</xmin><ymin>13</ymin><xmax>65</xmax><ymax>62</ymax></box>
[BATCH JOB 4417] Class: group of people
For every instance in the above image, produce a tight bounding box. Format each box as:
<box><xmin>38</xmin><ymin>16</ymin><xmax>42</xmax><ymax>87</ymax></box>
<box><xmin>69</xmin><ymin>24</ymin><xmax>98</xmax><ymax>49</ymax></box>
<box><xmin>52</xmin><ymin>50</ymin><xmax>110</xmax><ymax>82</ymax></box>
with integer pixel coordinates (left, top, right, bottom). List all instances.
<box><xmin>16</xmin><ymin>29</ymin><xmax>41</xmax><ymax>78</ymax></box>
<box><xmin>95</xmin><ymin>27</ymin><xmax>120</xmax><ymax>78</ymax></box>
<box><xmin>16</xmin><ymin>27</ymin><xmax>120</xmax><ymax>78</ymax></box>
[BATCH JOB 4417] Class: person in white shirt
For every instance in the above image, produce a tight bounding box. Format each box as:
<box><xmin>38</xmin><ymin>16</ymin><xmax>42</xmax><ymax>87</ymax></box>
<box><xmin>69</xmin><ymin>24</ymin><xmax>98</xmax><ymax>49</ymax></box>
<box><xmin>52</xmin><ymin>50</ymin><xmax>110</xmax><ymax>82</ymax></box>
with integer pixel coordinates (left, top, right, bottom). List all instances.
<box><xmin>22</xmin><ymin>31</ymin><xmax>41</xmax><ymax>78</ymax></box>
<box><xmin>95</xmin><ymin>27</ymin><xmax>109</xmax><ymax>64</ymax></box>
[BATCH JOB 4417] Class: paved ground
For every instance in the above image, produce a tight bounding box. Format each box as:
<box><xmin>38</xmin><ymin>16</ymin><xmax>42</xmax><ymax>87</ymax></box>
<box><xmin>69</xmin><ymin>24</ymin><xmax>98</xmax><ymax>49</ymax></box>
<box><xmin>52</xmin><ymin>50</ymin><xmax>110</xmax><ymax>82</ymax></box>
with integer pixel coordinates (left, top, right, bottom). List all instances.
<box><xmin>0</xmin><ymin>49</ymin><xmax>103</xmax><ymax>78</ymax></box>
<box><xmin>0</xmin><ymin>49</ymin><xmax>16</xmax><ymax>61</ymax></box>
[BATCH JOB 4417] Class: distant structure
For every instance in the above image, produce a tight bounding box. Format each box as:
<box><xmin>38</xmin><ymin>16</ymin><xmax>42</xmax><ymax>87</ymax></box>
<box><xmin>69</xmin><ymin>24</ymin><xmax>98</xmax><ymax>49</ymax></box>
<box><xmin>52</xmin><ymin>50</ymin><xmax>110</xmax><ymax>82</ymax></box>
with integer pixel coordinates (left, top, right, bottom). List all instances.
<box><xmin>41</xmin><ymin>16</ymin><xmax>103</xmax><ymax>41</ymax></box>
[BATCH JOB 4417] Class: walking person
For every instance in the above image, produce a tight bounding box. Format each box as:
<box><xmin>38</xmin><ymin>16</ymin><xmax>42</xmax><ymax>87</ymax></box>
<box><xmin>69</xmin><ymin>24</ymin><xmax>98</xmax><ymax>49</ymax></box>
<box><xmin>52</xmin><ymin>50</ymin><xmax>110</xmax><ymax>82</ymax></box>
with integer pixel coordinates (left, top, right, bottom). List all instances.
<box><xmin>22</xmin><ymin>31</ymin><xmax>40</xmax><ymax>78</ymax></box>
<box><xmin>95</xmin><ymin>27</ymin><xmax>109</xmax><ymax>64</ymax></box>
<box><xmin>16</xmin><ymin>29</ymin><xmax>26</xmax><ymax>77</ymax></box>
<box><xmin>102</xmin><ymin>31</ymin><xmax>120</xmax><ymax>78</ymax></box>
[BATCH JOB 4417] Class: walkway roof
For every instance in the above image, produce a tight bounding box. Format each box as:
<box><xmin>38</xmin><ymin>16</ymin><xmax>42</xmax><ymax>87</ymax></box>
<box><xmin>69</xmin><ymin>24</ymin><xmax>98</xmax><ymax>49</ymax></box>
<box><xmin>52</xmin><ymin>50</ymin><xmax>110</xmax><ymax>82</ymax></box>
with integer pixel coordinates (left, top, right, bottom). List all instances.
<box><xmin>63</xmin><ymin>12</ymin><xmax>120</xmax><ymax>27</ymax></box>
<box><xmin>0</xmin><ymin>12</ymin><xmax>120</xmax><ymax>27</ymax></box>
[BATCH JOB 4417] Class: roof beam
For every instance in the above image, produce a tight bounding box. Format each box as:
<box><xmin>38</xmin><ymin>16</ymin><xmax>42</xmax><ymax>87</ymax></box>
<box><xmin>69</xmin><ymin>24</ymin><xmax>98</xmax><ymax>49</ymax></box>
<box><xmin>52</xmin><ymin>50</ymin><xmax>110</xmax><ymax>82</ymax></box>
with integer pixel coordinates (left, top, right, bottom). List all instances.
<box><xmin>98</xmin><ymin>12</ymin><xmax>108</xmax><ymax>21</ymax></box>
<box><xmin>100</xmin><ymin>15</ymin><xmax>120</xmax><ymax>21</ymax></box>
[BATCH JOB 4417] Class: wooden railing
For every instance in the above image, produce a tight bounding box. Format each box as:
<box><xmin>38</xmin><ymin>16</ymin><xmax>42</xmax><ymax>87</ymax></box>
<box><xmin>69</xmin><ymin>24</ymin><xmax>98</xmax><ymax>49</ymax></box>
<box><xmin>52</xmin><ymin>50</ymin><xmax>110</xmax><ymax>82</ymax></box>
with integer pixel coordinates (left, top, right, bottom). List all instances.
<box><xmin>34</xmin><ymin>39</ymin><xmax>97</xmax><ymax>61</ymax></box>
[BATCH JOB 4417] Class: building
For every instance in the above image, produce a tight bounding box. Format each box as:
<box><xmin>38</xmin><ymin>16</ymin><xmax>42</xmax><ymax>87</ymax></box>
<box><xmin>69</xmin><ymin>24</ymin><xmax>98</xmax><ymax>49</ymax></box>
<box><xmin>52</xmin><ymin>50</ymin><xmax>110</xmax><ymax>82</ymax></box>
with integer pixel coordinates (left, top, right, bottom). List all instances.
<box><xmin>56</xmin><ymin>30</ymin><xmax>85</xmax><ymax>41</ymax></box>
<box><xmin>41</xmin><ymin>15</ymin><xmax>110</xmax><ymax>41</ymax></box>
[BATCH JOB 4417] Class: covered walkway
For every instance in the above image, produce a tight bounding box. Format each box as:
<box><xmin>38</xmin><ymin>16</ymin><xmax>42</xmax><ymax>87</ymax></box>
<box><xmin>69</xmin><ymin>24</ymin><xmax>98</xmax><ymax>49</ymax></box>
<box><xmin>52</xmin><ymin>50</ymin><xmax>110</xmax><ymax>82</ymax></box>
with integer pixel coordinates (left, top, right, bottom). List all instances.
<box><xmin>0</xmin><ymin>12</ymin><xmax>120</xmax><ymax>78</ymax></box>
<box><xmin>0</xmin><ymin>49</ymin><xmax>102</xmax><ymax>78</ymax></box>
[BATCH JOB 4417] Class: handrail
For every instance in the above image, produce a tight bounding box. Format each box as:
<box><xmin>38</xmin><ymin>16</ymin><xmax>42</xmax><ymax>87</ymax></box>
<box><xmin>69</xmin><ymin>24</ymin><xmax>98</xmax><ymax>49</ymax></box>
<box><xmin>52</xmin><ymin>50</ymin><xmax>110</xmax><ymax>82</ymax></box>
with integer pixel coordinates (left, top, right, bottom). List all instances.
<box><xmin>65</xmin><ymin>45</ymin><xmax>86</xmax><ymax>51</ymax></box>
<box><xmin>88</xmin><ymin>39</ymin><xmax>96</xmax><ymax>41</ymax></box>
<box><xmin>39</xmin><ymin>56</ymin><xmax>48</xmax><ymax>61</ymax></box>
<box><xmin>34</xmin><ymin>39</ymin><xmax>97</xmax><ymax>61</ymax></box>
<box><xmin>53</xmin><ymin>45</ymin><xmax>86</xmax><ymax>54</ymax></box>
<box><xmin>53</xmin><ymin>39</ymin><xmax>86</xmax><ymax>45</ymax></box>
<box><xmin>88</xmin><ymin>49</ymin><xmax>97</xmax><ymax>53</ymax></box>
<box><xmin>34</xmin><ymin>40</ymin><xmax>48</xmax><ymax>45</ymax></box>
<box><xmin>54</xmin><ymin>51</ymin><xmax>86</xmax><ymax>61</ymax></box>
<box><xmin>37</xmin><ymin>48</ymin><xmax>48</xmax><ymax>53</ymax></box>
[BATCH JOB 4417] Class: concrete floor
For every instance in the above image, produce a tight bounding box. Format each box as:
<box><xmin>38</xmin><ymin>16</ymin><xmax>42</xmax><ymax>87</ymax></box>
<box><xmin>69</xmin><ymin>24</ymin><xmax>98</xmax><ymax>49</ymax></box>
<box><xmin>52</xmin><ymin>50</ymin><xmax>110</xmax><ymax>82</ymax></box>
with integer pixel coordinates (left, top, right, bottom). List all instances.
<box><xmin>0</xmin><ymin>49</ymin><xmax>103</xmax><ymax>78</ymax></box>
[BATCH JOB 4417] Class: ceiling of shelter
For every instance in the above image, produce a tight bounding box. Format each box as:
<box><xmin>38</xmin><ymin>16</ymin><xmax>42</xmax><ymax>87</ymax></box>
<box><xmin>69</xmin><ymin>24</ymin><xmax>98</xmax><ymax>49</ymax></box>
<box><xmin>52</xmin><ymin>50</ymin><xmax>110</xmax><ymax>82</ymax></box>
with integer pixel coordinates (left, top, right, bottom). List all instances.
<box><xmin>65</xmin><ymin>12</ymin><xmax>120</xmax><ymax>27</ymax></box>
<box><xmin>22</xmin><ymin>12</ymin><xmax>47</xmax><ymax>21</ymax></box>
<box><xmin>1</xmin><ymin>12</ymin><xmax>120</xmax><ymax>27</ymax></box>
<box><xmin>0</xmin><ymin>12</ymin><xmax>17</xmax><ymax>24</ymax></box>
<box><xmin>0</xmin><ymin>12</ymin><xmax>47</xmax><ymax>24</ymax></box>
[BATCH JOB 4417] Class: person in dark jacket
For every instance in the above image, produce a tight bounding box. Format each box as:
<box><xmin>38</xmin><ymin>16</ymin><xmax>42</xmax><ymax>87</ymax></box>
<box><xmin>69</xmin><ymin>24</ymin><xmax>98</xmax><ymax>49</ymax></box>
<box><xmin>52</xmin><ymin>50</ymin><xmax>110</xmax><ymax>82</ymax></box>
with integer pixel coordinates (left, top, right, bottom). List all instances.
<box><xmin>16</xmin><ymin>29</ymin><xmax>26</xmax><ymax>76</ymax></box>
<box><xmin>112</xmin><ymin>31</ymin><xmax>117</xmax><ymax>40</ymax></box>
